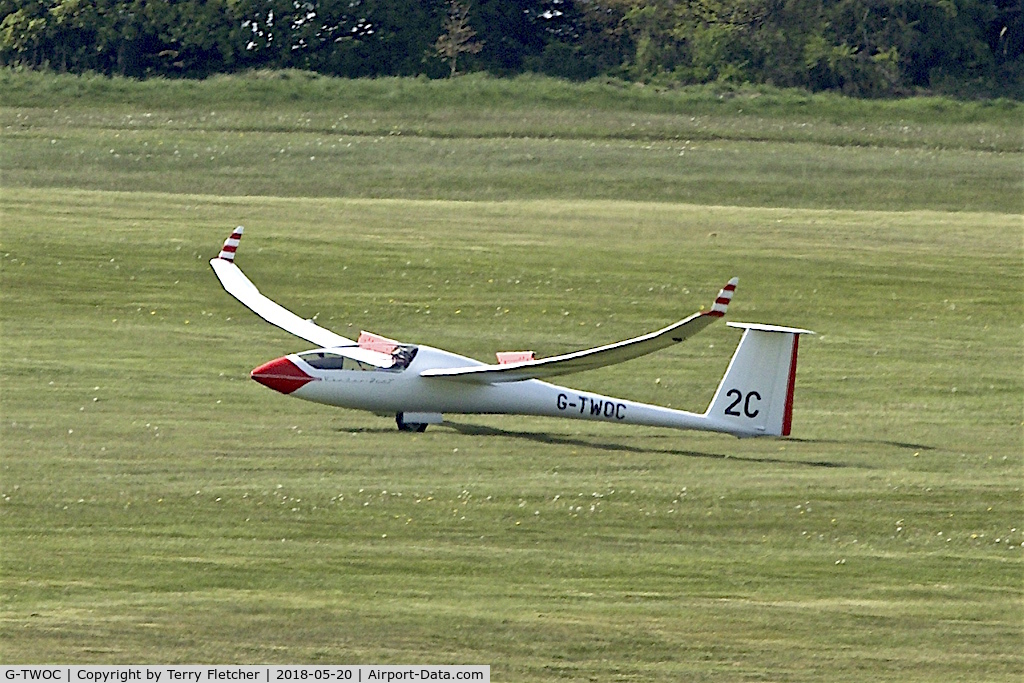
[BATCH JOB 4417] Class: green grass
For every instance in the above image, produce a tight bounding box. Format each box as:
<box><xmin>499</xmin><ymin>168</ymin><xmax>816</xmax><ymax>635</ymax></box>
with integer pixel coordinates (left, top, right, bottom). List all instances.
<box><xmin>4</xmin><ymin>70</ymin><xmax>1022</xmax><ymax>130</ymax></box>
<box><xmin>4</xmin><ymin>126</ymin><xmax>1019</xmax><ymax>211</ymax></box>
<box><xmin>3</xmin><ymin>70</ymin><xmax>1021</xmax><ymax>212</ymax></box>
<box><xmin>1</xmin><ymin>72</ymin><xmax>1022</xmax><ymax>679</ymax></box>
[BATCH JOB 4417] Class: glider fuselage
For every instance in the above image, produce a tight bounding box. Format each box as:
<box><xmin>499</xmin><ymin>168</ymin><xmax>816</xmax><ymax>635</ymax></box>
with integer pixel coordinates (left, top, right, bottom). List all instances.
<box><xmin>256</xmin><ymin>344</ymin><xmax>714</xmax><ymax>432</ymax></box>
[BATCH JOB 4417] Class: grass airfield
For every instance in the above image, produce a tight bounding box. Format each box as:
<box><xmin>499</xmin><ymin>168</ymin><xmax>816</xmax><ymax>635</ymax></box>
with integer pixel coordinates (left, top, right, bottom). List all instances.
<box><xmin>1</xmin><ymin>74</ymin><xmax>1022</xmax><ymax>679</ymax></box>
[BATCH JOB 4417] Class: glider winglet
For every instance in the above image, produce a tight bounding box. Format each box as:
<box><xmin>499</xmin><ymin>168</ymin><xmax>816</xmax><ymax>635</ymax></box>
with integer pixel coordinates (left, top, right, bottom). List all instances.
<box><xmin>705</xmin><ymin>276</ymin><xmax>738</xmax><ymax>317</ymax></box>
<box><xmin>209</xmin><ymin>227</ymin><xmax>357</xmax><ymax>349</ymax></box>
<box><xmin>422</xmin><ymin>277</ymin><xmax>738</xmax><ymax>384</ymax></box>
<box><xmin>217</xmin><ymin>226</ymin><xmax>244</xmax><ymax>262</ymax></box>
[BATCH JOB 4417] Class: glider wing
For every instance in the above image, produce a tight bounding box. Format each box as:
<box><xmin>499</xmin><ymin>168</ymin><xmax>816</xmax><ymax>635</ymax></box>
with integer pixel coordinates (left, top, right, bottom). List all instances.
<box><xmin>210</xmin><ymin>227</ymin><xmax>358</xmax><ymax>349</ymax></box>
<box><xmin>421</xmin><ymin>277</ymin><xmax>738</xmax><ymax>384</ymax></box>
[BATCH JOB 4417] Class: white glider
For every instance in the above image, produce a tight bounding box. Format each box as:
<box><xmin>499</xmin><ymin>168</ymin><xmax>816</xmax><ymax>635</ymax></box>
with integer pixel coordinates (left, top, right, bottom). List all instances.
<box><xmin>211</xmin><ymin>227</ymin><xmax>813</xmax><ymax>436</ymax></box>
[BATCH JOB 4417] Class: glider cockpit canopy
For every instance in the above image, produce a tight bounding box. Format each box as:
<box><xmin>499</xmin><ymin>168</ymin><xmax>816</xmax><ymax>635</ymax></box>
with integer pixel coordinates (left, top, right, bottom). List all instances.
<box><xmin>297</xmin><ymin>345</ymin><xmax>419</xmax><ymax>372</ymax></box>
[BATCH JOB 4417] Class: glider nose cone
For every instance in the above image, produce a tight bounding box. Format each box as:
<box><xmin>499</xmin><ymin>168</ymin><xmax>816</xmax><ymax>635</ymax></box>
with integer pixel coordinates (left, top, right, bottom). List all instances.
<box><xmin>251</xmin><ymin>357</ymin><xmax>315</xmax><ymax>394</ymax></box>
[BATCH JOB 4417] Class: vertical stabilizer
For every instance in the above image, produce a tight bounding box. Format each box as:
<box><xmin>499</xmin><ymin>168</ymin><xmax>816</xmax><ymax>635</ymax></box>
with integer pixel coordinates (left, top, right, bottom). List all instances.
<box><xmin>705</xmin><ymin>323</ymin><xmax>814</xmax><ymax>437</ymax></box>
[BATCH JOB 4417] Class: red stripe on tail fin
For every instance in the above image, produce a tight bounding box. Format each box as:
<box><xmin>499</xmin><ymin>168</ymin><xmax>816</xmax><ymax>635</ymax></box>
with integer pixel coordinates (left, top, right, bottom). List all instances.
<box><xmin>781</xmin><ymin>334</ymin><xmax>801</xmax><ymax>436</ymax></box>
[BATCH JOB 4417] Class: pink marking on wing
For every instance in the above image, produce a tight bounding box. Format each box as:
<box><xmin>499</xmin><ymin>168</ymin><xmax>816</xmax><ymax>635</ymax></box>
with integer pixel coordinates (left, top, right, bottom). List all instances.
<box><xmin>358</xmin><ymin>331</ymin><xmax>399</xmax><ymax>355</ymax></box>
<box><xmin>496</xmin><ymin>351</ymin><xmax>535</xmax><ymax>365</ymax></box>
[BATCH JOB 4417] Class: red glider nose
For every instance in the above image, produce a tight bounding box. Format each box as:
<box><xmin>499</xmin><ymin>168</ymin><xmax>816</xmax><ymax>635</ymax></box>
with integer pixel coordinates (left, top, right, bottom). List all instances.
<box><xmin>251</xmin><ymin>357</ymin><xmax>316</xmax><ymax>394</ymax></box>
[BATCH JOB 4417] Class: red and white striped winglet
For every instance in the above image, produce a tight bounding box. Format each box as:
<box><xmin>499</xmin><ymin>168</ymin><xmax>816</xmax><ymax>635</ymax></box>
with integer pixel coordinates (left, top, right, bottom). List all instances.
<box><xmin>217</xmin><ymin>226</ymin><xmax>244</xmax><ymax>262</ymax></box>
<box><xmin>704</xmin><ymin>277</ymin><xmax>739</xmax><ymax>317</ymax></box>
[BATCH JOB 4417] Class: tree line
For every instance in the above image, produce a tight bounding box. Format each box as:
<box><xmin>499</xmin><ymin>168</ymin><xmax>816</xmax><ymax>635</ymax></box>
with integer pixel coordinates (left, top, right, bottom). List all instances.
<box><xmin>1</xmin><ymin>0</ymin><xmax>1021</xmax><ymax>98</ymax></box>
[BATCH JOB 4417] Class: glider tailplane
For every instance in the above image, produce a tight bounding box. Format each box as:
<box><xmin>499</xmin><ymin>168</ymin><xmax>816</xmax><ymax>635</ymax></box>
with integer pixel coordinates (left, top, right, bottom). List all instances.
<box><xmin>706</xmin><ymin>323</ymin><xmax>814</xmax><ymax>437</ymax></box>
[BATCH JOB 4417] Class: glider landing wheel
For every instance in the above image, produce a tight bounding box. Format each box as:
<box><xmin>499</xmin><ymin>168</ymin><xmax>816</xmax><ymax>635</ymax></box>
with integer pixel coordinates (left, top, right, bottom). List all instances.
<box><xmin>396</xmin><ymin>413</ymin><xmax>428</xmax><ymax>433</ymax></box>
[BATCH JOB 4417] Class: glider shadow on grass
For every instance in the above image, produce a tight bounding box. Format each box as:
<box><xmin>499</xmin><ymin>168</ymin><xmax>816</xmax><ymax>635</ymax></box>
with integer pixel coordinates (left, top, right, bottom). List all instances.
<box><xmin>443</xmin><ymin>421</ymin><xmax>858</xmax><ymax>469</ymax></box>
<box><xmin>786</xmin><ymin>437</ymin><xmax>936</xmax><ymax>451</ymax></box>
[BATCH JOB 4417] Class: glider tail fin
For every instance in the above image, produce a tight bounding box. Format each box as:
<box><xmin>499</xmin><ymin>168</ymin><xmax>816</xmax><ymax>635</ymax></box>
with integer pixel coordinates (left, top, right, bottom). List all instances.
<box><xmin>705</xmin><ymin>323</ymin><xmax>814</xmax><ymax>437</ymax></box>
